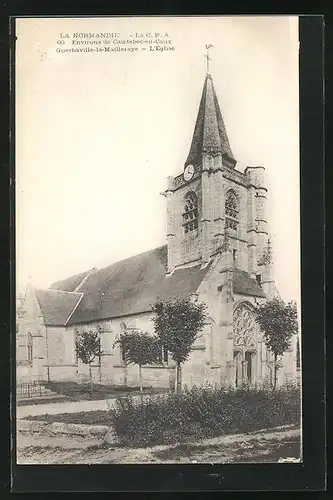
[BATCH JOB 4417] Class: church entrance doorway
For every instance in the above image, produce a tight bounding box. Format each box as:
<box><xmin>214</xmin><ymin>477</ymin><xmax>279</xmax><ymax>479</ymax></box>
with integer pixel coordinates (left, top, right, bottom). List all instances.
<box><xmin>233</xmin><ymin>349</ymin><xmax>256</xmax><ymax>387</ymax></box>
<box><xmin>232</xmin><ymin>302</ymin><xmax>259</xmax><ymax>388</ymax></box>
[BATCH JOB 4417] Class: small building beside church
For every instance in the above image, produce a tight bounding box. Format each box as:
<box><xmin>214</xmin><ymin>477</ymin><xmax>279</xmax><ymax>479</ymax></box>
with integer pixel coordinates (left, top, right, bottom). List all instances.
<box><xmin>16</xmin><ymin>68</ymin><xmax>298</xmax><ymax>390</ymax></box>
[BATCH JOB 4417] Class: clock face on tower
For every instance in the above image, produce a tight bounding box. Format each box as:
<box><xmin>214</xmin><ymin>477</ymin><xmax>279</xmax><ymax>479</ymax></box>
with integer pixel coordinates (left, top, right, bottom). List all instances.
<box><xmin>184</xmin><ymin>164</ymin><xmax>194</xmax><ymax>181</ymax></box>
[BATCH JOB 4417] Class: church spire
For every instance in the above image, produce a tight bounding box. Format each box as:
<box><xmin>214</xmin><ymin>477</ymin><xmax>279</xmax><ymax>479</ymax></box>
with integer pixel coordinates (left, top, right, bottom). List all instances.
<box><xmin>185</xmin><ymin>49</ymin><xmax>236</xmax><ymax>170</ymax></box>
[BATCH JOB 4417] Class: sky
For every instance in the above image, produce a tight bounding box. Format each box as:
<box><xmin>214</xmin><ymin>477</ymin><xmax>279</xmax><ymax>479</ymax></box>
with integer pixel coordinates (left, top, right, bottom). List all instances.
<box><xmin>16</xmin><ymin>16</ymin><xmax>300</xmax><ymax>305</ymax></box>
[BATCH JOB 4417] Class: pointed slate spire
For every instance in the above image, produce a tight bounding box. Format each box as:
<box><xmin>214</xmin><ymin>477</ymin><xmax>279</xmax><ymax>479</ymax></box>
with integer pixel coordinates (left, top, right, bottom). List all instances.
<box><xmin>185</xmin><ymin>72</ymin><xmax>236</xmax><ymax>169</ymax></box>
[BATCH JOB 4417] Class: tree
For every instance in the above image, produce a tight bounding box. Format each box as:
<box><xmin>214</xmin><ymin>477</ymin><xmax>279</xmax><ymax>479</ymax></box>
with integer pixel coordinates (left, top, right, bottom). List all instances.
<box><xmin>114</xmin><ymin>330</ymin><xmax>161</xmax><ymax>392</ymax></box>
<box><xmin>75</xmin><ymin>327</ymin><xmax>102</xmax><ymax>395</ymax></box>
<box><xmin>254</xmin><ymin>298</ymin><xmax>298</xmax><ymax>388</ymax></box>
<box><xmin>152</xmin><ymin>297</ymin><xmax>207</xmax><ymax>393</ymax></box>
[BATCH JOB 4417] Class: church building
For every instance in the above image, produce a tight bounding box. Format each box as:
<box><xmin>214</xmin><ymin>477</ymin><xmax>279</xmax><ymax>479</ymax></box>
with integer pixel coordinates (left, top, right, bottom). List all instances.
<box><xmin>16</xmin><ymin>65</ymin><xmax>298</xmax><ymax>390</ymax></box>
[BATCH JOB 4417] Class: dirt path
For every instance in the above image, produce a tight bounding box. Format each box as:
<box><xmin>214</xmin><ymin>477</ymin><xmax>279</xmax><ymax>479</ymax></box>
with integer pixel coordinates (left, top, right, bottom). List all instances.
<box><xmin>16</xmin><ymin>393</ymin><xmax>156</xmax><ymax>419</ymax></box>
<box><xmin>16</xmin><ymin>426</ymin><xmax>301</xmax><ymax>464</ymax></box>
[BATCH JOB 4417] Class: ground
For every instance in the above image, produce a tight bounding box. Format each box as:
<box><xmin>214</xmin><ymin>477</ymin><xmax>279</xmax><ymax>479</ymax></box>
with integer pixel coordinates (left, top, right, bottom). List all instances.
<box><xmin>17</xmin><ymin>428</ymin><xmax>301</xmax><ymax>464</ymax></box>
<box><xmin>16</xmin><ymin>389</ymin><xmax>301</xmax><ymax>465</ymax></box>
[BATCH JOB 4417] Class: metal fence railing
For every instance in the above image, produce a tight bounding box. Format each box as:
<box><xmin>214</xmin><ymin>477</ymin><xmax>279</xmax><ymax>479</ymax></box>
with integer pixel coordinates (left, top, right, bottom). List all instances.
<box><xmin>16</xmin><ymin>379</ymin><xmax>50</xmax><ymax>400</ymax></box>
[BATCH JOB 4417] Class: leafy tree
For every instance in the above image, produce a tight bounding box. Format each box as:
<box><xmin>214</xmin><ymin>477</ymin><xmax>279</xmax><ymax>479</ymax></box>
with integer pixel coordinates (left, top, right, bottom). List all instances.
<box><xmin>114</xmin><ymin>330</ymin><xmax>161</xmax><ymax>392</ymax></box>
<box><xmin>254</xmin><ymin>298</ymin><xmax>298</xmax><ymax>388</ymax></box>
<box><xmin>75</xmin><ymin>327</ymin><xmax>102</xmax><ymax>395</ymax></box>
<box><xmin>152</xmin><ymin>297</ymin><xmax>207</xmax><ymax>393</ymax></box>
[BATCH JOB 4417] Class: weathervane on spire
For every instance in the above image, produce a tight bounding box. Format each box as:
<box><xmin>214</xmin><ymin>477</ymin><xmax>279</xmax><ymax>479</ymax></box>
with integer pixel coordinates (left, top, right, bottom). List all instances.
<box><xmin>205</xmin><ymin>44</ymin><xmax>214</xmax><ymax>74</ymax></box>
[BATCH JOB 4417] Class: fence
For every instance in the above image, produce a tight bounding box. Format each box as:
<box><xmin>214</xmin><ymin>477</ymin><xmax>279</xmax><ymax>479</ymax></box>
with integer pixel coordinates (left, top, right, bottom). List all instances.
<box><xmin>16</xmin><ymin>379</ymin><xmax>50</xmax><ymax>400</ymax></box>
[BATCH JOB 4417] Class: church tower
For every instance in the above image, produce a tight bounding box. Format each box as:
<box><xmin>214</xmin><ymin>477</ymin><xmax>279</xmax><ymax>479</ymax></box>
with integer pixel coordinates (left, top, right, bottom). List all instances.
<box><xmin>165</xmin><ymin>52</ymin><xmax>272</xmax><ymax>286</ymax></box>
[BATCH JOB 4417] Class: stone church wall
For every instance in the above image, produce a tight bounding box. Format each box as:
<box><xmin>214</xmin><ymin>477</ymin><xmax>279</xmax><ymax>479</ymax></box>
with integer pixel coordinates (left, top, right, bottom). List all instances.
<box><xmin>40</xmin><ymin>275</ymin><xmax>296</xmax><ymax>390</ymax></box>
<box><xmin>72</xmin><ymin>312</ymin><xmax>174</xmax><ymax>388</ymax></box>
<box><xmin>16</xmin><ymin>286</ymin><xmax>48</xmax><ymax>381</ymax></box>
<box><xmin>47</xmin><ymin>326</ymin><xmax>77</xmax><ymax>382</ymax></box>
<box><xmin>68</xmin><ymin>305</ymin><xmax>226</xmax><ymax>390</ymax></box>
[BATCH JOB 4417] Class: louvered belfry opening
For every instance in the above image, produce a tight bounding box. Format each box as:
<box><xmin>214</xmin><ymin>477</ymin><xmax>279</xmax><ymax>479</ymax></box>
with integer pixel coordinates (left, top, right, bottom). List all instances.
<box><xmin>183</xmin><ymin>191</ymin><xmax>199</xmax><ymax>234</ymax></box>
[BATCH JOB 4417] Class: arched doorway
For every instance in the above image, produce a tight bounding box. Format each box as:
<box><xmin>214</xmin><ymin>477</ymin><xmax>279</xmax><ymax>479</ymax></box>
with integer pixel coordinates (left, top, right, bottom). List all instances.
<box><xmin>232</xmin><ymin>303</ymin><xmax>258</xmax><ymax>387</ymax></box>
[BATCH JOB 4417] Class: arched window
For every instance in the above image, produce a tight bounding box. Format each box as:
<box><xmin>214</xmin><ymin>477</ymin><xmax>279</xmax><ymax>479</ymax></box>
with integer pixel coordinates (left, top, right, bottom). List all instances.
<box><xmin>183</xmin><ymin>192</ymin><xmax>198</xmax><ymax>234</ymax></box>
<box><xmin>225</xmin><ymin>190</ymin><xmax>239</xmax><ymax>231</ymax></box>
<box><xmin>232</xmin><ymin>303</ymin><xmax>258</xmax><ymax>386</ymax></box>
<box><xmin>27</xmin><ymin>332</ymin><xmax>33</xmax><ymax>366</ymax></box>
<box><xmin>233</xmin><ymin>303</ymin><xmax>257</xmax><ymax>351</ymax></box>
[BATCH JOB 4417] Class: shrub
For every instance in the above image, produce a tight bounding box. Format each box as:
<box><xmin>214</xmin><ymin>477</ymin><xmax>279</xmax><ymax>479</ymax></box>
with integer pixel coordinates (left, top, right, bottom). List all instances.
<box><xmin>110</xmin><ymin>385</ymin><xmax>301</xmax><ymax>448</ymax></box>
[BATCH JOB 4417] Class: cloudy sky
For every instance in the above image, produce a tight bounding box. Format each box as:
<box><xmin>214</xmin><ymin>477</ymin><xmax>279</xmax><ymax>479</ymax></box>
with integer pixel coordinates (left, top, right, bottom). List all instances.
<box><xmin>16</xmin><ymin>16</ymin><xmax>300</xmax><ymax>304</ymax></box>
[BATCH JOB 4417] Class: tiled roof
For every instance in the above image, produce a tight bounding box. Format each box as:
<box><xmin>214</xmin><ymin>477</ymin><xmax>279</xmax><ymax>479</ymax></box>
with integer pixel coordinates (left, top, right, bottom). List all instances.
<box><xmin>62</xmin><ymin>246</ymin><xmax>211</xmax><ymax>324</ymax></box>
<box><xmin>35</xmin><ymin>289</ymin><xmax>83</xmax><ymax>326</ymax></box>
<box><xmin>46</xmin><ymin>247</ymin><xmax>265</xmax><ymax>325</ymax></box>
<box><xmin>233</xmin><ymin>269</ymin><xmax>266</xmax><ymax>298</ymax></box>
<box><xmin>50</xmin><ymin>269</ymin><xmax>95</xmax><ymax>292</ymax></box>
<box><xmin>186</xmin><ymin>73</ymin><xmax>236</xmax><ymax>168</ymax></box>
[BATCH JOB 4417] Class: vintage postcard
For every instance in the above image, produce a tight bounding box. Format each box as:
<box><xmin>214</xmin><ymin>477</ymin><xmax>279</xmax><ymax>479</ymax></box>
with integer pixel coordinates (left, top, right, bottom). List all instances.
<box><xmin>15</xmin><ymin>16</ymin><xmax>302</xmax><ymax>465</ymax></box>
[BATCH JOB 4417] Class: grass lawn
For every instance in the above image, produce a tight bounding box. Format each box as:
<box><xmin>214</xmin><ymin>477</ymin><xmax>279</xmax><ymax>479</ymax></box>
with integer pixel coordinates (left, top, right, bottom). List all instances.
<box><xmin>17</xmin><ymin>382</ymin><xmax>168</xmax><ymax>406</ymax></box>
<box><xmin>25</xmin><ymin>410</ymin><xmax>113</xmax><ymax>426</ymax></box>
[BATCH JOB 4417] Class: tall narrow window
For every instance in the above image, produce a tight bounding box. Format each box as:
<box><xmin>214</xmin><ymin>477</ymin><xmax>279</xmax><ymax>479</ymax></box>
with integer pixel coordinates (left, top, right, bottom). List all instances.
<box><xmin>234</xmin><ymin>350</ymin><xmax>242</xmax><ymax>387</ymax></box>
<box><xmin>183</xmin><ymin>191</ymin><xmax>198</xmax><ymax>234</ymax></box>
<box><xmin>27</xmin><ymin>332</ymin><xmax>33</xmax><ymax>366</ymax></box>
<box><xmin>225</xmin><ymin>190</ymin><xmax>239</xmax><ymax>231</ymax></box>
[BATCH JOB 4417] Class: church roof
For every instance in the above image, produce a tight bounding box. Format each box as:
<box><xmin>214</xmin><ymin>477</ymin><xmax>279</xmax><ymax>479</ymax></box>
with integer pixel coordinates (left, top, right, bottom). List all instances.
<box><xmin>35</xmin><ymin>289</ymin><xmax>83</xmax><ymax>326</ymax></box>
<box><xmin>233</xmin><ymin>269</ymin><xmax>266</xmax><ymax>298</ymax></box>
<box><xmin>47</xmin><ymin>246</ymin><xmax>265</xmax><ymax>325</ymax></box>
<box><xmin>50</xmin><ymin>246</ymin><xmax>211</xmax><ymax>325</ymax></box>
<box><xmin>186</xmin><ymin>73</ymin><xmax>236</xmax><ymax>169</ymax></box>
<box><xmin>50</xmin><ymin>268</ymin><xmax>95</xmax><ymax>292</ymax></box>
